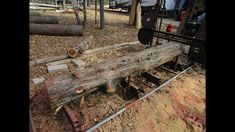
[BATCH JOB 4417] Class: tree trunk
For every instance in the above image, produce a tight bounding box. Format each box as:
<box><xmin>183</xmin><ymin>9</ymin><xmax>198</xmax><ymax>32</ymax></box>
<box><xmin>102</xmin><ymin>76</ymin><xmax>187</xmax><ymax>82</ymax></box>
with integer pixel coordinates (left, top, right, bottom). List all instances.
<box><xmin>30</xmin><ymin>24</ymin><xmax>83</xmax><ymax>36</ymax></box>
<box><xmin>72</xmin><ymin>0</ymin><xmax>82</xmax><ymax>25</ymax></box>
<box><xmin>30</xmin><ymin>16</ymin><xmax>59</xmax><ymax>24</ymax></box>
<box><xmin>45</xmin><ymin>41</ymin><xmax>183</xmax><ymax>110</ymax></box>
<box><xmin>87</xmin><ymin>0</ymin><xmax>90</xmax><ymax>6</ymax></box>
<box><xmin>95</xmin><ymin>0</ymin><xmax>97</xmax><ymax>24</ymax></box>
<box><xmin>129</xmin><ymin>0</ymin><xmax>138</xmax><ymax>26</ymax></box>
<box><xmin>67</xmin><ymin>36</ymin><xmax>94</xmax><ymax>57</ymax></box>
<box><xmin>83</xmin><ymin>0</ymin><xmax>87</xmax><ymax>27</ymax></box>
<box><xmin>100</xmin><ymin>0</ymin><xmax>105</xmax><ymax>29</ymax></box>
<box><xmin>54</xmin><ymin>0</ymin><xmax>58</xmax><ymax>6</ymax></box>
<box><xmin>62</xmin><ymin>0</ymin><xmax>66</xmax><ymax>9</ymax></box>
<box><xmin>136</xmin><ymin>1</ymin><xmax>141</xmax><ymax>29</ymax></box>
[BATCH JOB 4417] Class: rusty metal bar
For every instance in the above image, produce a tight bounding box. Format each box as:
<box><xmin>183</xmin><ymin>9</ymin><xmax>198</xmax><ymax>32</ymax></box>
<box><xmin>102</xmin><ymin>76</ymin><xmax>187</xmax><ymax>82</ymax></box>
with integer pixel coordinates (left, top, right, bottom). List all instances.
<box><xmin>30</xmin><ymin>108</ymin><xmax>37</xmax><ymax>132</ymax></box>
<box><xmin>141</xmin><ymin>72</ymin><xmax>161</xmax><ymax>85</ymax></box>
<box><xmin>63</xmin><ymin>106</ymin><xmax>80</xmax><ymax>132</ymax></box>
<box><xmin>158</xmin><ymin>66</ymin><xmax>178</xmax><ymax>74</ymax></box>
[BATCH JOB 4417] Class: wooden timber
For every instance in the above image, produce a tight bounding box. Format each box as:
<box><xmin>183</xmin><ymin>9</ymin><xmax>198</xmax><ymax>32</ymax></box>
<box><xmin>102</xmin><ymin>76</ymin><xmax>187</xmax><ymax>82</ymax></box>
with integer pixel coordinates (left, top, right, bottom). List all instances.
<box><xmin>45</xmin><ymin>41</ymin><xmax>183</xmax><ymax>110</ymax></box>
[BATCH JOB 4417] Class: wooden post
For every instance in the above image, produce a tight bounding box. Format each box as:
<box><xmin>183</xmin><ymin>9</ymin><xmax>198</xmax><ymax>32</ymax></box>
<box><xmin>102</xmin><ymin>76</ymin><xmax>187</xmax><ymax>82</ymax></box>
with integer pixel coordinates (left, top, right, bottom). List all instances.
<box><xmin>154</xmin><ymin>0</ymin><xmax>162</xmax><ymax>29</ymax></box>
<box><xmin>72</xmin><ymin>0</ymin><xmax>82</xmax><ymax>25</ymax></box>
<box><xmin>95</xmin><ymin>0</ymin><xmax>97</xmax><ymax>24</ymax></box>
<box><xmin>87</xmin><ymin>0</ymin><xmax>90</xmax><ymax>6</ymax></box>
<box><xmin>129</xmin><ymin>0</ymin><xmax>138</xmax><ymax>26</ymax></box>
<box><xmin>54</xmin><ymin>0</ymin><xmax>58</xmax><ymax>6</ymax></box>
<box><xmin>79</xmin><ymin>96</ymin><xmax>85</xmax><ymax>107</ymax></box>
<box><xmin>100</xmin><ymin>0</ymin><xmax>105</xmax><ymax>29</ymax></box>
<box><xmin>136</xmin><ymin>0</ymin><xmax>141</xmax><ymax>29</ymax></box>
<box><xmin>83</xmin><ymin>0</ymin><xmax>87</xmax><ymax>27</ymax></box>
<box><xmin>62</xmin><ymin>0</ymin><xmax>66</xmax><ymax>9</ymax></box>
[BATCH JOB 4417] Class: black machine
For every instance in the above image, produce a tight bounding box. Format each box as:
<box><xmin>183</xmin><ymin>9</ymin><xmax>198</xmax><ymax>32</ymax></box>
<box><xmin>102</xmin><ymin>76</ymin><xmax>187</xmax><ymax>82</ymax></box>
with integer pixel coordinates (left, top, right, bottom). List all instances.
<box><xmin>137</xmin><ymin>0</ymin><xmax>205</xmax><ymax>65</ymax></box>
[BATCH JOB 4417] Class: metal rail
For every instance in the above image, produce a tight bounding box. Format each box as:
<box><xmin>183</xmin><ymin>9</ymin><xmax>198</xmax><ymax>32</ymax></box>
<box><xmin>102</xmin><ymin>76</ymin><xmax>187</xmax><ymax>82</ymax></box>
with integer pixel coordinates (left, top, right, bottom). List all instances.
<box><xmin>85</xmin><ymin>66</ymin><xmax>192</xmax><ymax>132</ymax></box>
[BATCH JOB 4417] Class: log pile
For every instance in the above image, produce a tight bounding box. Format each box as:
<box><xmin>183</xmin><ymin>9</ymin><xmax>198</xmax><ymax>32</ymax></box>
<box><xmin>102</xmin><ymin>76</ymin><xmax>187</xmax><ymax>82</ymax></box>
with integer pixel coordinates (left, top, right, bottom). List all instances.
<box><xmin>45</xmin><ymin>41</ymin><xmax>183</xmax><ymax>110</ymax></box>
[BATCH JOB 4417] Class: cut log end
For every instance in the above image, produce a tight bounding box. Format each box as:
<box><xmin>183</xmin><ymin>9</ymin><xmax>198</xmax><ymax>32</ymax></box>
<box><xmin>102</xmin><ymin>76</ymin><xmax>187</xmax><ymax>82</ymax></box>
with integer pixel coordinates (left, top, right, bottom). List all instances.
<box><xmin>68</xmin><ymin>48</ymin><xmax>79</xmax><ymax>58</ymax></box>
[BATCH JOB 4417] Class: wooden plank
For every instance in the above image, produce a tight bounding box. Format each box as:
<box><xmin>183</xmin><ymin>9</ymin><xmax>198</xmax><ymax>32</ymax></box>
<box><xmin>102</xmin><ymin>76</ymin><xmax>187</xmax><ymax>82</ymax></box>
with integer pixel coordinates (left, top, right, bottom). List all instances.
<box><xmin>47</xmin><ymin>64</ymin><xmax>68</xmax><ymax>73</ymax></box>
<box><xmin>71</xmin><ymin>59</ymin><xmax>86</xmax><ymax>69</ymax></box>
<box><xmin>45</xmin><ymin>41</ymin><xmax>183</xmax><ymax>109</ymax></box>
<box><xmin>129</xmin><ymin>0</ymin><xmax>138</xmax><ymax>25</ymax></box>
<box><xmin>35</xmin><ymin>55</ymin><xmax>69</xmax><ymax>64</ymax></box>
<box><xmin>30</xmin><ymin>2</ymin><xmax>60</xmax><ymax>8</ymax></box>
<box><xmin>46</xmin><ymin>59</ymin><xmax>72</xmax><ymax>66</ymax></box>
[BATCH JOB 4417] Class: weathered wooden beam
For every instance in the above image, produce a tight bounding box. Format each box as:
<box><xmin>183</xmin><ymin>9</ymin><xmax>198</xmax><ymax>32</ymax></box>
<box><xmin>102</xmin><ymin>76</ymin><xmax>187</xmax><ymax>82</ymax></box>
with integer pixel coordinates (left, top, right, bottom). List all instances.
<box><xmin>67</xmin><ymin>36</ymin><xmax>94</xmax><ymax>57</ymax></box>
<box><xmin>30</xmin><ymin>16</ymin><xmax>59</xmax><ymax>24</ymax></box>
<box><xmin>30</xmin><ymin>24</ymin><xmax>83</xmax><ymax>36</ymax></box>
<box><xmin>45</xmin><ymin>41</ymin><xmax>183</xmax><ymax>110</ymax></box>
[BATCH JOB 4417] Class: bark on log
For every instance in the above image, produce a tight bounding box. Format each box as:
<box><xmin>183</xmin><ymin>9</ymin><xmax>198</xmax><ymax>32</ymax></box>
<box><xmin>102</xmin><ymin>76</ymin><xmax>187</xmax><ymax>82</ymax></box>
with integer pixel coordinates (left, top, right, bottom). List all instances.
<box><xmin>30</xmin><ymin>12</ymin><xmax>41</xmax><ymax>16</ymax></box>
<box><xmin>45</xmin><ymin>41</ymin><xmax>183</xmax><ymax>110</ymax></box>
<box><xmin>129</xmin><ymin>0</ymin><xmax>138</xmax><ymax>26</ymax></box>
<box><xmin>30</xmin><ymin>24</ymin><xmax>83</xmax><ymax>36</ymax></box>
<box><xmin>30</xmin><ymin>16</ymin><xmax>59</xmax><ymax>24</ymax></box>
<box><xmin>67</xmin><ymin>36</ymin><xmax>94</xmax><ymax>57</ymax></box>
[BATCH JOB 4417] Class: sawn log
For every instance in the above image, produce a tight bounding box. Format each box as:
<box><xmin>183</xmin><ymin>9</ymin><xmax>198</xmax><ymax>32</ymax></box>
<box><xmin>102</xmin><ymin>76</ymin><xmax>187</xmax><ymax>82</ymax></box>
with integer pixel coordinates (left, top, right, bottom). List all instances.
<box><xmin>30</xmin><ymin>24</ymin><xmax>83</xmax><ymax>36</ymax></box>
<box><xmin>45</xmin><ymin>41</ymin><xmax>183</xmax><ymax>110</ymax></box>
<box><xmin>30</xmin><ymin>16</ymin><xmax>59</xmax><ymax>24</ymax></box>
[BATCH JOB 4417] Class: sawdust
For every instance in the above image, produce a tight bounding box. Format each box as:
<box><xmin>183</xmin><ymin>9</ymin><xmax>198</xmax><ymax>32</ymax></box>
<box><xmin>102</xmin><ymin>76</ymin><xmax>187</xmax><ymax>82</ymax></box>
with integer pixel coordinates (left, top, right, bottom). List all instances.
<box><xmin>100</xmin><ymin>69</ymin><xmax>205</xmax><ymax>132</ymax></box>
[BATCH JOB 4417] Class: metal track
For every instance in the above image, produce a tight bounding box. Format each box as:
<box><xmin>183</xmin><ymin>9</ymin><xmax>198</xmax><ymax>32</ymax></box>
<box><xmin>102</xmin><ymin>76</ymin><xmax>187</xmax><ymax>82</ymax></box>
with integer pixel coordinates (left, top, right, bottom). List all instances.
<box><xmin>85</xmin><ymin>66</ymin><xmax>192</xmax><ymax>132</ymax></box>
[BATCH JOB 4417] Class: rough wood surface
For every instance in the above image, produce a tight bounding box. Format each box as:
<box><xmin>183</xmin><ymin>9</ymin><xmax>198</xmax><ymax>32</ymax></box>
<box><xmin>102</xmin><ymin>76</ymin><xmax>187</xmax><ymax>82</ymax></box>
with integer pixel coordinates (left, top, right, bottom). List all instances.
<box><xmin>30</xmin><ymin>24</ymin><xmax>83</xmax><ymax>36</ymax></box>
<box><xmin>67</xmin><ymin>36</ymin><xmax>94</xmax><ymax>57</ymax></box>
<box><xmin>45</xmin><ymin>42</ymin><xmax>183</xmax><ymax>110</ymax></box>
<box><xmin>30</xmin><ymin>16</ymin><xmax>59</xmax><ymax>24</ymax></box>
<box><xmin>30</xmin><ymin>12</ymin><xmax>41</xmax><ymax>16</ymax></box>
<box><xmin>31</xmin><ymin>41</ymin><xmax>142</xmax><ymax>67</ymax></box>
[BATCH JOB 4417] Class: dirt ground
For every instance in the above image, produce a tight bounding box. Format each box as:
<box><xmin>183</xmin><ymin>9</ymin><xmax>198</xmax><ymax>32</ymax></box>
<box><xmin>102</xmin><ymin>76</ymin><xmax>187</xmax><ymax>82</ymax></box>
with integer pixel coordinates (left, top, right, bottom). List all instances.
<box><xmin>30</xmin><ymin>7</ymin><xmax>205</xmax><ymax>132</ymax></box>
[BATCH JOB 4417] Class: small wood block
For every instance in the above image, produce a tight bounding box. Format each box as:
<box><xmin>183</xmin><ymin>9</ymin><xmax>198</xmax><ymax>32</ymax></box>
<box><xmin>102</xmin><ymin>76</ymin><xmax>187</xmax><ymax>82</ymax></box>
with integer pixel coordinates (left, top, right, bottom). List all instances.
<box><xmin>47</xmin><ymin>64</ymin><xmax>68</xmax><ymax>73</ymax></box>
